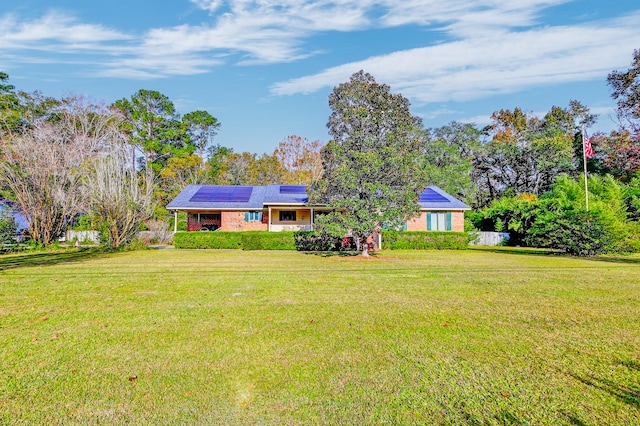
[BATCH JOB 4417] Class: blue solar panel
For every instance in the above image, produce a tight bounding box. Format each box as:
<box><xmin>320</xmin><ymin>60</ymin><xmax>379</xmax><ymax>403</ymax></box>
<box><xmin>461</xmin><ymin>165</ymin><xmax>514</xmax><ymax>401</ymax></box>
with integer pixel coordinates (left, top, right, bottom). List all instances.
<box><xmin>190</xmin><ymin>186</ymin><xmax>253</xmax><ymax>202</ymax></box>
<box><xmin>279</xmin><ymin>185</ymin><xmax>307</xmax><ymax>194</ymax></box>
<box><xmin>419</xmin><ymin>188</ymin><xmax>448</xmax><ymax>202</ymax></box>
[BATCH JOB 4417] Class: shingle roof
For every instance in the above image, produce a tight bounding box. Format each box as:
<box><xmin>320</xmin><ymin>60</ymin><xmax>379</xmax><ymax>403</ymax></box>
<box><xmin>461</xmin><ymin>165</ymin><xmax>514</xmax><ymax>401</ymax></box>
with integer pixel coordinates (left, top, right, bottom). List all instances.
<box><xmin>167</xmin><ymin>184</ymin><xmax>470</xmax><ymax>210</ymax></box>
<box><xmin>166</xmin><ymin>184</ymin><xmax>308</xmax><ymax>210</ymax></box>
<box><xmin>418</xmin><ymin>186</ymin><xmax>471</xmax><ymax>210</ymax></box>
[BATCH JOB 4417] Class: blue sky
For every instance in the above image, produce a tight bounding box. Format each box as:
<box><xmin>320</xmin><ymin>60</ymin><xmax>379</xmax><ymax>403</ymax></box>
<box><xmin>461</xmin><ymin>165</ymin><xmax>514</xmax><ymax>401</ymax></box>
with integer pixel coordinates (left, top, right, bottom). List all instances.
<box><xmin>1</xmin><ymin>0</ymin><xmax>639</xmax><ymax>154</ymax></box>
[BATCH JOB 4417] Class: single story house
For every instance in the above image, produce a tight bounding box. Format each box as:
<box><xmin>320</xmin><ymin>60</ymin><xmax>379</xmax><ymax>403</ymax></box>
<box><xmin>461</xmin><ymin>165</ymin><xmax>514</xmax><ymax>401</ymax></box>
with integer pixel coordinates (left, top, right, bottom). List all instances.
<box><xmin>166</xmin><ymin>184</ymin><xmax>470</xmax><ymax>233</ymax></box>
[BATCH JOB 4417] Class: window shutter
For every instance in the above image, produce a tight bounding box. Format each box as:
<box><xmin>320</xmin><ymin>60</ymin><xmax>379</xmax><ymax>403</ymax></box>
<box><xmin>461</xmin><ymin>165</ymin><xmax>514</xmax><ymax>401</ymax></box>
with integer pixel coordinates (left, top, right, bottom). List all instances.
<box><xmin>403</xmin><ymin>221</ymin><xmax>408</xmax><ymax>231</ymax></box>
<box><xmin>245</xmin><ymin>212</ymin><xmax>249</xmax><ymax>222</ymax></box>
<box><xmin>258</xmin><ymin>212</ymin><xmax>263</xmax><ymax>222</ymax></box>
<box><xmin>446</xmin><ymin>212</ymin><xmax>452</xmax><ymax>231</ymax></box>
<box><xmin>426</xmin><ymin>212</ymin><xmax>432</xmax><ymax>231</ymax></box>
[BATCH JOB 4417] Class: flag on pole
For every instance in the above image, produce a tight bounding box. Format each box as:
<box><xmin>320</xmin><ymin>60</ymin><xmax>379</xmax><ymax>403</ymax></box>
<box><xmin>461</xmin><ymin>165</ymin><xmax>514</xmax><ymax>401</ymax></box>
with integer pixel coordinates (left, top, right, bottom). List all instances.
<box><xmin>583</xmin><ymin>128</ymin><xmax>594</xmax><ymax>159</ymax></box>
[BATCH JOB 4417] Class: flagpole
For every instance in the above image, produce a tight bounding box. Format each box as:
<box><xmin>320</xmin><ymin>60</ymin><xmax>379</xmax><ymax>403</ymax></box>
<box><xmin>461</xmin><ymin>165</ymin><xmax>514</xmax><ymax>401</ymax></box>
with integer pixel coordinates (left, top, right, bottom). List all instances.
<box><xmin>582</xmin><ymin>126</ymin><xmax>589</xmax><ymax>212</ymax></box>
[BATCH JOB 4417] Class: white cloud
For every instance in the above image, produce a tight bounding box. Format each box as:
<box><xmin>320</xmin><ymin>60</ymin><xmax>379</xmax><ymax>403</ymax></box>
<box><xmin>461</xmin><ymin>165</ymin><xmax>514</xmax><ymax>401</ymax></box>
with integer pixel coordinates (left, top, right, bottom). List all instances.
<box><xmin>0</xmin><ymin>12</ymin><xmax>130</xmax><ymax>47</ymax></box>
<box><xmin>270</xmin><ymin>12</ymin><xmax>640</xmax><ymax>105</ymax></box>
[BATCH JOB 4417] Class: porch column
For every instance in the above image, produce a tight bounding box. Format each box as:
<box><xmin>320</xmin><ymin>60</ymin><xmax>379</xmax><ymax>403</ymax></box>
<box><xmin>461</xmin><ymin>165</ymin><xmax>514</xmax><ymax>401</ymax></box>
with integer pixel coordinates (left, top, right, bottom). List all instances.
<box><xmin>310</xmin><ymin>207</ymin><xmax>314</xmax><ymax>230</ymax></box>
<box><xmin>268</xmin><ymin>206</ymin><xmax>272</xmax><ymax>232</ymax></box>
<box><xmin>174</xmin><ymin>210</ymin><xmax>178</xmax><ymax>233</ymax></box>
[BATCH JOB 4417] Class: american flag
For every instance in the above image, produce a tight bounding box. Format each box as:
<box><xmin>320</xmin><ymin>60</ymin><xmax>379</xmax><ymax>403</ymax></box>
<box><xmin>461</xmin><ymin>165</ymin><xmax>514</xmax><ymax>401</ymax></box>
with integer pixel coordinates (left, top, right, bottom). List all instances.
<box><xmin>583</xmin><ymin>128</ymin><xmax>594</xmax><ymax>159</ymax></box>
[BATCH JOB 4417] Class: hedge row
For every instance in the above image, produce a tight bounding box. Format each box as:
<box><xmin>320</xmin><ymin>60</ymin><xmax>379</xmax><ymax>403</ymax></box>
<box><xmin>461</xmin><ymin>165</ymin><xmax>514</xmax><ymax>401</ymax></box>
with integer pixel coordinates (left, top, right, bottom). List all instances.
<box><xmin>293</xmin><ymin>232</ymin><xmax>357</xmax><ymax>252</ymax></box>
<box><xmin>381</xmin><ymin>231</ymin><xmax>469</xmax><ymax>250</ymax></box>
<box><xmin>173</xmin><ymin>230</ymin><xmax>469</xmax><ymax>251</ymax></box>
<box><xmin>173</xmin><ymin>231</ymin><xmax>296</xmax><ymax>250</ymax></box>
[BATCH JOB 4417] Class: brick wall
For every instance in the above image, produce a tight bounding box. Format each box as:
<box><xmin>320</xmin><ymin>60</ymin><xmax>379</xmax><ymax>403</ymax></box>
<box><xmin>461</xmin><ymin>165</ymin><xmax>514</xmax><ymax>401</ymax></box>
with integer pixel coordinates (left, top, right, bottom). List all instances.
<box><xmin>221</xmin><ymin>211</ymin><xmax>268</xmax><ymax>231</ymax></box>
<box><xmin>405</xmin><ymin>211</ymin><xmax>466</xmax><ymax>232</ymax></box>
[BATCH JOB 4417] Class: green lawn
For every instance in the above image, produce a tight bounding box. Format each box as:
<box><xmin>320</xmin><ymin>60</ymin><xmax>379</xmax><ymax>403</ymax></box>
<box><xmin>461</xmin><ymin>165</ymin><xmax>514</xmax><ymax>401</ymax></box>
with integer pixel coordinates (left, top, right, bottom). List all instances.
<box><xmin>1</xmin><ymin>248</ymin><xmax>639</xmax><ymax>425</ymax></box>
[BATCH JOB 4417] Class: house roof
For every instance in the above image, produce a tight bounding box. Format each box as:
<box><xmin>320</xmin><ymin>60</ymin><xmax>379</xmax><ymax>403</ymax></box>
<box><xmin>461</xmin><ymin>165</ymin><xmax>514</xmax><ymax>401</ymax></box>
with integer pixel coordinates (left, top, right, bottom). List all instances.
<box><xmin>166</xmin><ymin>184</ymin><xmax>309</xmax><ymax>210</ymax></box>
<box><xmin>418</xmin><ymin>186</ymin><xmax>471</xmax><ymax>210</ymax></box>
<box><xmin>167</xmin><ymin>184</ymin><xmax>470</xmax><ymax>211</ymax></box>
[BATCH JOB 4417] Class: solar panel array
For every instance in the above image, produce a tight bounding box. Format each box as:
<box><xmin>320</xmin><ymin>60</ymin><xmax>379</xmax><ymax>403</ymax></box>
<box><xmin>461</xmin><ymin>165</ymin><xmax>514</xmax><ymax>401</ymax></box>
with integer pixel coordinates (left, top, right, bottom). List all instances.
<box><xmin>279</xmin><ymin>185</ymin><xmax>307</xmax><ymax>194</ymax></box>
<box><xmin>419</xmin><ymin>188</ymin><xmax>448</xmax><ymax>203</ymax></box>
<box><xmin>190</xmin><ymin>186</ymin><xmax>253</xmax><ymax>202</ymax></box>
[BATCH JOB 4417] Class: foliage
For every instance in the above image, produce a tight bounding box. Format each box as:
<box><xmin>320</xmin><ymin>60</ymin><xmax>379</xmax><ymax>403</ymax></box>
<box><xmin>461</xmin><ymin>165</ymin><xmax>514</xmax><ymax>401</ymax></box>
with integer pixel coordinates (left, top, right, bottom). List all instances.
<box><xmin>182</xmin><ymin>110</ymin><xmax>220</xmax><ymax>159</ymax></box>
<box><xmin>83</xmin><ymin>143</ymin><xmax>154</xmax><ymax>249</ymax></box>
<box><xmin>274</xmin><ymin>135</ymin><xmax>324</xmax><ymax>184</ymax></box>
<box><xmin>0</xmin><ymin>215</ymin><xmax>17</xmax><ymax>244</ymax></box>
<box><xmin>293</xmin><ymin>231</ymin><xmax>357</xmax><ymax>252</ymax></box>
<box><xmin>239</xmin><ymin>231</ymin><xmax>296</xmax><ymax>250</ymax></box>
<box><xmin>381</xmin><ymin>231</ymin><xmax>469</xmax><ymax>250</ymax></box>
<box><xmin>0</xmin><ymin>98</ymin><xmax>123</xmax><ymax>245</ymax></box>
<box><xmin>312</xmin><ymin>71</ymin><xmax>427</xmax><ymax>255</ymax></box>
<box><xmin>173</xmin><ymin>231</ymin><xmax>296</xmax><ymax>250</ymax></box>
<box><xmin>473</xmin><ymin>102</ymin><xmax>596</xmax><ymax>207</ymax></box>
<box><xmin>482</xmin><ymin>174</ymin><xmax>640</xmax><ymax>255</ymax></box>
<box><xmin>421</xmin><ymin>122</ymin><xmax>480</xmax><ymax>203</ymax></box>
<box><xmin>113</xmin><ymin>90</ymin><xmax>190</xmax><ymax>174</ymax></box>
<box><xmin>607</xmin><ymin>48</ymin><xmax>640</xmax><ymax>133</ymax></box>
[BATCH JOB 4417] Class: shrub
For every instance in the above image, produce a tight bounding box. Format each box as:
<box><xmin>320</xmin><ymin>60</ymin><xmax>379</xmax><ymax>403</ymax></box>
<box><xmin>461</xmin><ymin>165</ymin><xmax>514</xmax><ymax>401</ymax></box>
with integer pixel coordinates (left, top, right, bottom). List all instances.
<box><xmin>0</xmin><ymin>216</ymin><xmax>18</xmax><ymax>244</ymax></box>
<box><xmin>174</xmin><ymin>231</ymin><xmax>243</xmax><ymax>249</ymax></box>
<box><xmin>173</xmin><ymin>231</ymin><xmax>296</xmax><ymax>250</ymax></box>
<box><xmin>381</xmin><ymin>231</ymin><xmax>469</xmax><ymax>250</ymax></box>
<box><xmin>293</xmin><ymin>232</ymin><xmax>358</xmax><ymax>251</ymax></box>
<box><xmin>240</xmin><ymin>231</ymin><xmax>296</xmax><ymax>250</ymax></box>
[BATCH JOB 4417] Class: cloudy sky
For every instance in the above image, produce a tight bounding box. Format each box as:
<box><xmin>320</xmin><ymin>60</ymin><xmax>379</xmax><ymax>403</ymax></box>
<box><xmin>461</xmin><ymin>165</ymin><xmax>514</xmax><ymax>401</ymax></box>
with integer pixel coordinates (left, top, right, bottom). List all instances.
<box><xmin>1</xmin><ymin>0</ymin><xmax>639</xmax><ymax>153</ymax></box>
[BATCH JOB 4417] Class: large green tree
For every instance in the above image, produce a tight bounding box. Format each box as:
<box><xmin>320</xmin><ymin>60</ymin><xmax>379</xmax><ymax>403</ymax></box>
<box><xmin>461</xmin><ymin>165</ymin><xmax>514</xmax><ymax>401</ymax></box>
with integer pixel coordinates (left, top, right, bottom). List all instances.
<box><xmin>113</xmin><ymin>90</ymin><xmax>192</xmax><ymax>174</ymax></box>
<box><xmin>421</xmin><ymin>122</ymin><xmax>481</xmax><ymax>204</ymax></box>
<box><xmin>608</xmin><ymin>49</ymin><xmax>640</xmax><ymax>133</ymax></box>
<box><xmin>472</xmin><ymin>102</ymin><xmax>594</xmax><ymax>206</ymax></box>
<box><xmin>312</xmin><ymin>71</ymin><xmax>427</xmax><ymax>256</ymax></box>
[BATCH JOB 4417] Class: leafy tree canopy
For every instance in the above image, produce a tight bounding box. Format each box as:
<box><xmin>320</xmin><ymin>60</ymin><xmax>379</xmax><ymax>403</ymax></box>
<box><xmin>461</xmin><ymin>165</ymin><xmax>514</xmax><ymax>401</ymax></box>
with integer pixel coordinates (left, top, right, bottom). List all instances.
<box><xmin>312</xmin><ymin>71</ymin><xmax>427</xmax><ymax>255</ymax></box>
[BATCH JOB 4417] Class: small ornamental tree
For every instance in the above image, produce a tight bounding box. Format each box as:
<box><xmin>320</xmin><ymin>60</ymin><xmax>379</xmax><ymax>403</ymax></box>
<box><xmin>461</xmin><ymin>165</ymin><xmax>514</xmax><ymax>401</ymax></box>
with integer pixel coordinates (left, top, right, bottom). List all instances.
<box><xmin>311</xmin><ymin>71</ymin><xmax>427</xmax><ymax>256</ymax></box>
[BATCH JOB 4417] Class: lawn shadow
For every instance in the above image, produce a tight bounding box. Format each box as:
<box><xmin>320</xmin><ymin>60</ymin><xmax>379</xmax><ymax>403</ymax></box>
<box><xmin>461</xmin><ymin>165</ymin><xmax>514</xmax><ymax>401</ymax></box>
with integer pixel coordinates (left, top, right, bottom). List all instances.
<box><xmin>559</xmin><ymin>411</ymin><xmax>590</xmax><ymax>426</ymax></box>
<box><xmin>585</xmin><ymin>255</ymin><xmax>640</xmax><ymax>265</ymax></box>
<box><xmin>472</xmin><ymin>246</ymin><xmax>640</xmax><ymax>264</ymax></box>
<box><xmin>0</xmin><ymin>248</ymin><xmax>108</xmax><ymax>271</ymax></box>
<box><xmin>568</xmin><ymin>372</ymin><xmax>640</xmax><ymax>408</ymax></box>
<box><xmin>303</xmin><ymin>251</ymin><xmax>371</xmax><ymax>258</ymax></box>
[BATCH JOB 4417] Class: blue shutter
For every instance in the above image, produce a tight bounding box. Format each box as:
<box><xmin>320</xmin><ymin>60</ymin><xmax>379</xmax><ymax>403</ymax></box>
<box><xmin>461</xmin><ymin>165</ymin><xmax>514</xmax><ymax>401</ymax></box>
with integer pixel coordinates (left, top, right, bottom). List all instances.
<box><xmin>245</xmin><ymin>212</ymin><xmax>249</xmax><ymax>222</ymax></box>
<box><xmin>426</xmin><ymin>212</ymin><xmax>432</xmax><ymax>231</ymax></box>
<box><xmin>403</xmin><ymin>221</ymin><xmax>408</xmax><ymax>231</ymax></box>
<box><xmin>446</xmin><ymin>212</ymin><xmax>452</xmax><ymax>231</ymax></box>
<box><xmin>258</xmin><ymin>212</ymin><xmax>263</xmax><ymax>222</ymax></box>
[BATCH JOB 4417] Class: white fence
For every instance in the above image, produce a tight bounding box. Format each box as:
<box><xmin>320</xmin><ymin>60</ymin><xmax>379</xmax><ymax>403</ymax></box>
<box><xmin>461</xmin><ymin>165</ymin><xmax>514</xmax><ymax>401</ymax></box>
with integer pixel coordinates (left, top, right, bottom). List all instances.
<box><xmin>65</xmin><ymin>230</ymin><xmax>100</xmax><ymax>243</ymax></box>
<box><xmin>469</xmin><ymin>232</ymin><xmax>510</xmax><ymax>246</ymax></box>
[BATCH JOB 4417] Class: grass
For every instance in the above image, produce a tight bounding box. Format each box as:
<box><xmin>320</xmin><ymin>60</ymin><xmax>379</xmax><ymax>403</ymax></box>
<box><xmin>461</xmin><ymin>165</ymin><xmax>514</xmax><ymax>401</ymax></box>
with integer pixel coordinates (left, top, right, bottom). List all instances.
<box><xmin>1</xmin><ymin>248</ymin><xmax>639</xmax><ymax>425</ymax></box>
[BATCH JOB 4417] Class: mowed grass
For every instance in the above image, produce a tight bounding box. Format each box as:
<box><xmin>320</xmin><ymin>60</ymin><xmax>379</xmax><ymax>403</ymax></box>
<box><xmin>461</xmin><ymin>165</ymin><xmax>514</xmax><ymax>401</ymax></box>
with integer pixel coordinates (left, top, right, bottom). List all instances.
<box><xmin>1</xmin><ymin>248</ymin><xmax>639</xmax><ymax>425</ymax></box>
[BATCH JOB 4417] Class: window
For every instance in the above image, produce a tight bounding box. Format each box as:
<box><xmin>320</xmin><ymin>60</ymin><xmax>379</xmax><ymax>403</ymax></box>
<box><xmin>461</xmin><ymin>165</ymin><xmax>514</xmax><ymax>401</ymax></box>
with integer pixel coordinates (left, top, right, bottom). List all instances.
<box><xmin>427</xmin><ymin>212</ymin><xmax>451</xmax><ymax>231</ymax></box>
<box><xmin>279</xmin><ymin>210</ymin><xmax>297</xmax><ymax>222</ymax></box>
<box><xmin>245</xmin><ymin>211</ymin><xmax>263</xmax><ymax>222</ymax></box>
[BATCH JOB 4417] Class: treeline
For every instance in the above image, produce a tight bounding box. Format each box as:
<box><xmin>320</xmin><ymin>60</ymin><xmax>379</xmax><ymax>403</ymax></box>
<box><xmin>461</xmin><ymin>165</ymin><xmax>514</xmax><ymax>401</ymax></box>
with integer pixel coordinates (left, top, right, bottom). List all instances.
<box><xmin>1</xmin><ymin>48</ymin><xmax>639</xmax><ymax>254</ymax></box>
<box><xmin>0</xmin><ymin>74</ymin><xmax>322</xmax><ymax>247</ymax></box>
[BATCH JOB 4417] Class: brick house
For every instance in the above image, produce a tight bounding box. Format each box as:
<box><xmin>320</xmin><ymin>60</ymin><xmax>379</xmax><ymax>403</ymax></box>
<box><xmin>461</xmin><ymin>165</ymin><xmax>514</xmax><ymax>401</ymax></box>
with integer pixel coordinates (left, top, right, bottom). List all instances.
<box><xmin>167</xmin><ymin>184</ymin><xmax>470</xmax><ymax>233</ymax></box>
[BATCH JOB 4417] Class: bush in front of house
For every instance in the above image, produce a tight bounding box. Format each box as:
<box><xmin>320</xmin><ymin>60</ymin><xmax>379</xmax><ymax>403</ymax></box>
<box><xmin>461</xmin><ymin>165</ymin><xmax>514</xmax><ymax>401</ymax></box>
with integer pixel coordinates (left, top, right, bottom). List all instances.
<box><xmin>381</xmin><ymin>231</ymin><xmax>469</xmax><ymax>250</ymax></box>
<box><xmin>293</xmin><ymin>231</ymin><xmax>354</xmax><ymax>251</ymax></box>
<box><xmin>240</xmin><ymin>231</ymin><xmax>296</xmax><ymax>250</ymax></box>
<box><xmin>173</xmin><ymin>231</ymin><xmax>296</xmax><ymax>250</ymax></box>
<box><xmin>173</xmin><ymin>231</ymin><xmax>243</xmax><ymax>249</ymax></box>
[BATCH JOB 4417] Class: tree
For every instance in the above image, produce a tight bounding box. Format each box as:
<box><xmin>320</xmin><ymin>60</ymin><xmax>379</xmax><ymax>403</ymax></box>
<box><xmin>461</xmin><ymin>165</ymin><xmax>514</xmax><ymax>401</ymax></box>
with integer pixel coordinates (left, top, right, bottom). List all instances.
<box><xmin>421</xmin><ymin>122</ymin><xmax>480</xmax><ymax>204</ymax></box>
<box><xmin>274</xmin><ymin>135</ymin><xmax>323</xmax><ymax>184</ymax></box>
<box><xmin>83</xmin><ymin>142</ymin><xmax>154</xmax><ymax>248</ymax></box>
<box><xmin>0</xmin><ymin>98</ymin><xmax>123</xmax><ymax>245</ymax></box>
<box><xmin>112</xmin><ymin>89</ymin><xmax>192</xmax><ymax>174</ymax></box>
<box><xmin>472</xmin><ymin>103</ymin><xmax>590</xmax><ymax>206</ymax></box>
<box><xmin>608</xmin><ymin>49</ymin><xmax>640</xmax><ymax>133</ymax></box>
<box><xmin>182</xmin><ymin>110</ymin><xmax>221</xmax><ymax>159</ymax></box>
<box><xmin>0</xmin><ymin>71</ymin><xmax>20</xmax><ymax>137</ymax></box>
<box><xmin>312</xmin><ymin>71</ymin><xmax>427</xmax><ymax>256</ymax></box>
